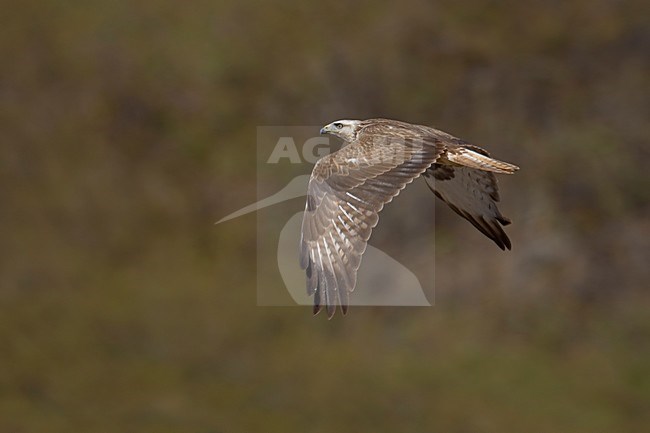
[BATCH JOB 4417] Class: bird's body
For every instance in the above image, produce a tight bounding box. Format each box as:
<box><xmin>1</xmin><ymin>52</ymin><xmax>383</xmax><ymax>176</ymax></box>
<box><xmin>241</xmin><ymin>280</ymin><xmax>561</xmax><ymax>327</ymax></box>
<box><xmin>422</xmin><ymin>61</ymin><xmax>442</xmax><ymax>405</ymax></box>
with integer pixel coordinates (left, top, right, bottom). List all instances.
<box><xmin>300</xmin><ymin>118</ymin><xmax>519</xmax><ymax>318</ymax></box>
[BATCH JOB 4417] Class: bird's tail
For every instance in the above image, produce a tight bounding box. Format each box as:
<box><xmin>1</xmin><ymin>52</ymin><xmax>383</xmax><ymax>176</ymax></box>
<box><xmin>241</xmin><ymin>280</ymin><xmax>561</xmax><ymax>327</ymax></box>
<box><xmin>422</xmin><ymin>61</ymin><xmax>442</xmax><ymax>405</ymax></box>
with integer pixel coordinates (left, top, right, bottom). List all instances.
<box><xmin>447</xmin><ymin>148</ymin><xmax>519</xmax><ymax>174</ymax></box>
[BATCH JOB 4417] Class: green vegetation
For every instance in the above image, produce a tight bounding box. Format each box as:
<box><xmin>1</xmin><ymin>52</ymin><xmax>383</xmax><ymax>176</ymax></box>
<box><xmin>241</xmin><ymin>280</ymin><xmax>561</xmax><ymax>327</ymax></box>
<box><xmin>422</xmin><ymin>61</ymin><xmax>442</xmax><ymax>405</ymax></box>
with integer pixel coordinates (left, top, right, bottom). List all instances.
<box><xmin>1</xmin><ymin>0</ymin><xmax>648</xmax><ymax>431</ymax></box>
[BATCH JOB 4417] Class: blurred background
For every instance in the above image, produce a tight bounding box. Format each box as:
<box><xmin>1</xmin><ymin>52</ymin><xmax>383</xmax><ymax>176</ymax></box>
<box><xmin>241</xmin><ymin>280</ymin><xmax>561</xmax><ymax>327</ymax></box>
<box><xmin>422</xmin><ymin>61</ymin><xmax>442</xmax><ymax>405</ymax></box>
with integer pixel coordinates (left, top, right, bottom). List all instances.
<box><xmin>1</xmin><ymin>0</ymin><xmax>649</xmax><ymax>431</ymax></box>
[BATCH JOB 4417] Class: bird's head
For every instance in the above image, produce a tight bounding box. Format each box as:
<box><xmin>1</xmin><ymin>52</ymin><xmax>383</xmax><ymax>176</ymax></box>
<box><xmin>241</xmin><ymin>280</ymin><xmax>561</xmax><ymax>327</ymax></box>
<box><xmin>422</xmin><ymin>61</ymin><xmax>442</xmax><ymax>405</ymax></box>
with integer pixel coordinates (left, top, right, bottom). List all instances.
<box><xmin>320</xmin><ymin>119</ymin><xmax>361</xmax><ymax>143</ymax></box>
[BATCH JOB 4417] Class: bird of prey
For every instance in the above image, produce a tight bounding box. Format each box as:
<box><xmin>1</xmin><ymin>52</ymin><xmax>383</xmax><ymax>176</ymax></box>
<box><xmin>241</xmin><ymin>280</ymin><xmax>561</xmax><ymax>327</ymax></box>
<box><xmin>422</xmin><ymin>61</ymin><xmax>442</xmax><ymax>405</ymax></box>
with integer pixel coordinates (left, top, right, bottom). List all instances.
<box><xmin>300</xmin><ymin>118</ymin><xmax>519</xmax><ymax>318</ymax></box>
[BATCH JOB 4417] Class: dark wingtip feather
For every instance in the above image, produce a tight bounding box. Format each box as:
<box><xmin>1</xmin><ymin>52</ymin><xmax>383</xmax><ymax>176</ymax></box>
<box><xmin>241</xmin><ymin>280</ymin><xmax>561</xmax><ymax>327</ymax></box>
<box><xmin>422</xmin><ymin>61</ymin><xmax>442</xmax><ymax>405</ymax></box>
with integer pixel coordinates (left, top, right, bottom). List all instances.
<box><xmin>463</xmin><ymin>214</ymin><xmax>512</xmax><ymax>251</ymax></box>
<box><xmin>312</xmin><ymin>288</ymin><xmax>321</xmax><ymax>315</ymax></box>
<box><xmin>497</xmin><ymin>215</ymin><xmax>512</xmax><ymax>226</ymax></box>
<box><xmin>326</xmin><ymin>302</ymin><xmax>336</xmax><ymax>319</ymax></box>
<box><xmin>503</xmin><ymin>236</ymin><xmax>512</xmax><ymax>251</ymax></box>
<box><xmin>485</xmin><ymin>217</ymin><xmax>511</xmax><ymax>251</ymax></box>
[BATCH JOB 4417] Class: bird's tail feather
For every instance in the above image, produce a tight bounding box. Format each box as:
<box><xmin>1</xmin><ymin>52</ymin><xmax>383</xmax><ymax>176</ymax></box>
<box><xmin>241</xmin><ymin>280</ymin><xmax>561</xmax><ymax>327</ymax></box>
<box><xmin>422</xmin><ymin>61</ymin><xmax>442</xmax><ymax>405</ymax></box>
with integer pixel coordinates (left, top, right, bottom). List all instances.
<box><xmin>447</xmin><ymin>148</ymin><xmax>519</xmax><ymax>174</ymax></box>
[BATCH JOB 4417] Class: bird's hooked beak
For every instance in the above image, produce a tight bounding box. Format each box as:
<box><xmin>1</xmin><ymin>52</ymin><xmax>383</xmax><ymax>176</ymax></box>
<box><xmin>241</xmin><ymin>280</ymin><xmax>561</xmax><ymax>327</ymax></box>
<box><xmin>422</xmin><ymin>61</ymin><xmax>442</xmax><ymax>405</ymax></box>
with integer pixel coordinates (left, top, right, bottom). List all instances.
<box><xmin>319</xmin><ymin>123</ymin><xmax>332</xmax><ymax>135</ymax></box>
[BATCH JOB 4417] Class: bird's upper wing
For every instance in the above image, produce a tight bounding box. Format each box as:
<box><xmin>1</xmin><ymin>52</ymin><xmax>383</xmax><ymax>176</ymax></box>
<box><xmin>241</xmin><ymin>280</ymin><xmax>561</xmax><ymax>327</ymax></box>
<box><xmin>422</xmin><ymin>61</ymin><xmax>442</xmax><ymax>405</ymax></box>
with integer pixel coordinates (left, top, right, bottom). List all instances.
<box><xmin>423</xmin><ymin>145</ymin><xmax>515</xmax><ymax>250</ymax></box>
<box><xmin>300</xmin><ymin>126</ymin><xmax>444</xmax><ymax>318</ymax></box>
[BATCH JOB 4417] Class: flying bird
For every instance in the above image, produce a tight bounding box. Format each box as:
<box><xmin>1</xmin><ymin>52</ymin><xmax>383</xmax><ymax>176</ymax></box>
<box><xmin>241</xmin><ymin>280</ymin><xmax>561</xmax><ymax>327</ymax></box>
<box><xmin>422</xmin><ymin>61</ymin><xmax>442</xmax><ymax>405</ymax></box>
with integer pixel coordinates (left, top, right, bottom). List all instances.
<box><xmin>300</xmin><ymin>118</ymin><xmax>519</xmax><ymax>318</ymax></box>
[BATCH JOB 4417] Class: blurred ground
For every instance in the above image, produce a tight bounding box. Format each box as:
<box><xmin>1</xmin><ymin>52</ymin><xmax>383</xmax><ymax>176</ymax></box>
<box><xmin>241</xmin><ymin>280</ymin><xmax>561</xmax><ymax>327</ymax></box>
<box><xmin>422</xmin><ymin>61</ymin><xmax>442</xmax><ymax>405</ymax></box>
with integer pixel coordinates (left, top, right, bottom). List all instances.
<box><xmin>1</xmin><ymin>0</ymin><xmax>649</xmax><ymax>431</ymax></box>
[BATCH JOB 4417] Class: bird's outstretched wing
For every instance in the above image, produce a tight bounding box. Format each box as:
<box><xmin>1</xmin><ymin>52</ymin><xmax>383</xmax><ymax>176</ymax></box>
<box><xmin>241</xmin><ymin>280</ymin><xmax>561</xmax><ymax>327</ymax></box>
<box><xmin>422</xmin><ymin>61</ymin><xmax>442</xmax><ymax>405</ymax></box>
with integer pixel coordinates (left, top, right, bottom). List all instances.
<box><xmin>423</xmin><ymin>145</ymin><xmax>517</xmax><ymax>250</ymax></box>
<box><xmin>300</xmin><ymin>127</ymin><xmax>444</xmax><ymax>318</ymax></box>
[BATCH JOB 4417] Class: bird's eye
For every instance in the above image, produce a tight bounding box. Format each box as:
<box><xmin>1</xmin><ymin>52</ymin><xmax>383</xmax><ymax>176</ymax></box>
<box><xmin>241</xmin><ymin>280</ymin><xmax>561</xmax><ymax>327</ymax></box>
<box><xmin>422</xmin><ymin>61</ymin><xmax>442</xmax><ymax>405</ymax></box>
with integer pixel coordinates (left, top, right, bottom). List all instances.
<box><xmin>334</xmin><ymin>122</ymin><xmax>343</xmax><ymax>129</ymax></box>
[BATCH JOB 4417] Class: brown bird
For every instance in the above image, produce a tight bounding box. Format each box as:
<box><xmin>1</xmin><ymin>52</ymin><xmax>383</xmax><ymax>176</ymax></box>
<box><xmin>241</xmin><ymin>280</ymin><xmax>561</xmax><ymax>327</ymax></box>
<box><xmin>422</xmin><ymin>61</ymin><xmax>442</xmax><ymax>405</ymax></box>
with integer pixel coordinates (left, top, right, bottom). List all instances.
<box><xmin>300</xmin><ymin>118</ymin><xmax>519</xmax><ymax>318</ymax></box>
